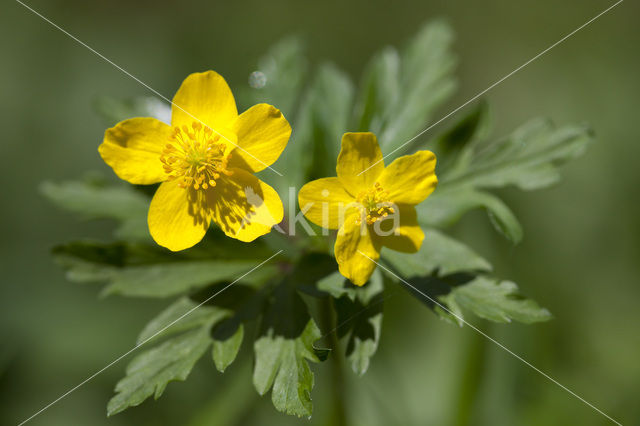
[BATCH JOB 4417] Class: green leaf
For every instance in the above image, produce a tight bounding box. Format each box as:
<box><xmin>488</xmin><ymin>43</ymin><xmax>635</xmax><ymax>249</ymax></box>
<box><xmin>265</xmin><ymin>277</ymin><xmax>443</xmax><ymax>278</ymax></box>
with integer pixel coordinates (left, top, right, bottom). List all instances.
<box><xmin>419</xmin><ymin>188</ymin><xmax>523</xmax><ymax>243</ymax></box>
<box><xmin>107</xmin><ymin>327</ymin><xmax>211</xmax><ymax>416</ymax></box>
<box><xmin>422</xmin><ymin>119</ymin><xmax>590</xmax><ymax>242</ymax></box>
<box><xmin>429</xmin><ymin>100</ymin><xmax>491</xmax><ymax>169</ymax></box>
<box><xmin>94</xmin><ymin>96</ymin><xmax>170</xmax><ymax>126</ymax></box>
<box><xmin>335</xmin><ymin>269</ymin><xmax>384</xmax><ymax>376</ymax></box>
<box><xmin>398</xmin><ymin>273</ymin><xmax>475</xmax><ymax>326</ymax></box>
<box><xmin>212</xmin><ymin>324</ymin><xmax>244</xmax><ymax>373</ymax></box>
<box><xmin>346</xmin><ymin>312</ymin><xmax>382</xmax><ymax>376</ymax></box>
<box><xmin>137</xmin><ymin>297</ymin><xmax>228</xmax><ymax>344</ymax></box>
<box><xmin>53</xmin><ymin>242</ymin><xmax>277</xmax><ymax>298</ymax></box>
<box><xmin>253</xmin><ymin>274</ymin><xmax>326</xmax><ymax>417</ymax></box>
<box><xmin>438</xmin><ymin>276</ymin><xmax>553</xmax><ymax>324</ymax></box>
<box><xmin>41</xmin><ymin>180</ymin><xmax>150</xmax><ymax>241</ymax></box>
<box><xmin>101</xmin><ymin>260</ymin><xmax>277</xmax><ymax>298</ymax></box>
<box><xmin>382</xmin><ymin>228</ymin><xmax>491</xmax><ymax>277</ymax></box>
<box><xmin>377</xmin><ymin>20</ymin><xmax>457</xmax><ymax>155</ymax></box>
<box><xmin>316</xmin><ymin>271</ymin><xmax>356</xmax><ymax>301</ymax></box>
<box><xmin>442</xmin><ymin>119</ymin><xmax>592</xmax><ymax>191</ymax></box>
<box><xmin>253</xmin><ymin>320</ymin><xmax>323</xmax><ymax>417</ymax></box>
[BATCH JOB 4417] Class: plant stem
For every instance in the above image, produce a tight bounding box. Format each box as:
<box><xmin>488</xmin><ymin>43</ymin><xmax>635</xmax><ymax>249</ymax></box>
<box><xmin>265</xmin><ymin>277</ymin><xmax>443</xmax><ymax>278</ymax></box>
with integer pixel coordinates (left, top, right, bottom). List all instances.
<box><xmin>453</xmin><ymin>327</ymin><xmax>486</xmax><ymax>426</ymax></box>
<box><xmin>320</xmin><ymin>296</ymin><xmax>348</xmax><ymax>426</ymax></box>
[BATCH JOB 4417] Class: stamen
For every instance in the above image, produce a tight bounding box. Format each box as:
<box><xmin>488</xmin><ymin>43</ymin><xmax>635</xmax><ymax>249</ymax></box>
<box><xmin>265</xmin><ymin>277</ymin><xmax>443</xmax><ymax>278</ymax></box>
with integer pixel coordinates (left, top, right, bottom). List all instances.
<box><xmin>355</xmin><ymin>182</ymin><xmax>394</xmax><ymax>225</ymax></box>
<box><xmin>159</xmin><ymin>121</ymin><xmax>232</xmax><ymax>191</ymax></box>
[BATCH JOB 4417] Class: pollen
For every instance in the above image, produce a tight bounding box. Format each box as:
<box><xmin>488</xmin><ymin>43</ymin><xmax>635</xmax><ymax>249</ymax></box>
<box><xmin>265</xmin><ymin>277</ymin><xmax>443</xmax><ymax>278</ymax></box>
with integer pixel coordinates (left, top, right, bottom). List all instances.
<box><xmin>355</xmin><ymin>182</ymin><xmax>394</xmax><ymax>225</ymax></box>
<box><xmin>160</xmin><ymin>122</ymin><xmax>233</xmax><ymax>190</ymax></box>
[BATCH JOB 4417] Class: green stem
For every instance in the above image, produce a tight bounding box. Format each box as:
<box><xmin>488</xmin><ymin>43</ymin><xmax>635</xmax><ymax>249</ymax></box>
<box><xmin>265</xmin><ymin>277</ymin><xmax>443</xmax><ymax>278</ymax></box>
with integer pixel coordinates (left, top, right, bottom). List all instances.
<box><xmin>320</xmin><ymin>296</ymin><xmax>348</xmax><ymax>426</ymax></box>
<box><xmin>453</xmin><ymin>327</ymin><xmax>487</xmax><ymax>426</ymax></box>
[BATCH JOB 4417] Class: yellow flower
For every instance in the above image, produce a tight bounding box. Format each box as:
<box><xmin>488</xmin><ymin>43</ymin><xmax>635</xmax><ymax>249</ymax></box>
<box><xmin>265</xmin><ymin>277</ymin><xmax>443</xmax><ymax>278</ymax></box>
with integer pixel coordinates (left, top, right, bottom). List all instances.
<box><xmin>298</xmin><ymin>132</ymin><xmax>437</xmax><ymax>286</ymax></box>
<box><xmin>99</xmin><ymin>71</ymin><xmax>290</xmax><ymax>251</ymax></box>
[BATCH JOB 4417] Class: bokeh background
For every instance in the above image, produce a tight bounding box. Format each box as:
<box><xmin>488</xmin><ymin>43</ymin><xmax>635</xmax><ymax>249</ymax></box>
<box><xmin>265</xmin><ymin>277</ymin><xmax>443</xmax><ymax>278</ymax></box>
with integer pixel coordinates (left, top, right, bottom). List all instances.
<box><xmin>1</xmin><ymin>0</ymin><xmax>638</xmax><ymax>425</ymax></box>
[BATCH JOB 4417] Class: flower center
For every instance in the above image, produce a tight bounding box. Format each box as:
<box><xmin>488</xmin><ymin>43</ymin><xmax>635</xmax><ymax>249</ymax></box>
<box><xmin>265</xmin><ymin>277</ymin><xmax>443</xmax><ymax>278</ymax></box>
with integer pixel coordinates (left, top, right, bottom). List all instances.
<box><xmin>160</xmin><ymin>122</ymin><xmax>233</xmax><ymax>190</ymax></box>
<box><xmin>355</xmin><ymin>182</ymin><xmax>395</xmax><ymax>225</ymax></box>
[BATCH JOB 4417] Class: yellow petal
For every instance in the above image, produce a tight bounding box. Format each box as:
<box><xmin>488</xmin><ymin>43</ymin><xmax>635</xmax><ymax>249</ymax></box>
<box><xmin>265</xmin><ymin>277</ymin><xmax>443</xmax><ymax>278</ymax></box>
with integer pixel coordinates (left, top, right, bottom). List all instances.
<box><xmin>99</xmin><ymin>117</ymin><xmax>171</xmax><ymax>185</ymax></box>
<box><xmin>171</xmin><ymin>71</ymin><xmax>238</xmax><ymax>131</ymax></box>
<box><xmin>337</xmin><ymin>132</ymin><xmax>385</xmax><ymax>196</ymax></box>
<box><xmin>298</xmin><ymin>177</ymin><xmax>356</xmax><ymax>229</ymax></box>
<box><xmin>229</xmin><ymin>104</ymin><xmax>292</xmax><ymax>172</ymax></box>
<box><xmin>206</xmin><ymin>168</ymin><xmax>284</xmax><ymax>242</ymax></box>
<box><xmin>378</xmin><ymin>150</ymin><xmax>437</xmax><ymax>205</ymax></box>
<box><xmin>372</xmin><ymin>205</ymin><xmax>424</xmax><ymax>253</ymax></box>
<box><xmin>148</xmin><ymin>180</ymin><xmax>210</xmax><ymax>251</ymax></box>
<box><xmin>334</xmin><ymin>214</ymin><xmax>381</xmax><ymax>286</ymax></box>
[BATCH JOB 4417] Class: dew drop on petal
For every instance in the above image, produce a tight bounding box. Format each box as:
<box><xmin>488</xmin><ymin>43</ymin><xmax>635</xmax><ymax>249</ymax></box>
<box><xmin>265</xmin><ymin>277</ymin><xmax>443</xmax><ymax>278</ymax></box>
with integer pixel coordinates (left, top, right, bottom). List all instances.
<box><xmin>248</xmin><ymin>71</ymin><xmax>267</xmax><ymax>89</ymax></box>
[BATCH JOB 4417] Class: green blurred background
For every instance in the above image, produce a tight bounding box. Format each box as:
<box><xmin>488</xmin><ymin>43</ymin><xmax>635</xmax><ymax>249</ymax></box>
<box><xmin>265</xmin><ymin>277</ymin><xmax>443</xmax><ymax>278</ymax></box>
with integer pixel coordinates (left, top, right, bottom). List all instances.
<box><xmin>1</xmin><ymin>0</ymin><xmax>638</xmax><ymax>425</ymax></box>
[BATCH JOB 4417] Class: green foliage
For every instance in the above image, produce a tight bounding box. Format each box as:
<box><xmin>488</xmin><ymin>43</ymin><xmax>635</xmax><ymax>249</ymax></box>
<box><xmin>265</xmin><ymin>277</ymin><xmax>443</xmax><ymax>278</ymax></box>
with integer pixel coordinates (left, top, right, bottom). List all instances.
<box><xmin>356</xmin><ymin>20</ymin><xmax>457</xmax><ymax>157</ymax></box>
<box><xmin>107</xmin><ymin>326</ymin><xmax>212</xmax><ymax>416</ymax></box>
<box><xmin>422</xmin><ymin>188</ymin><xmax>523</xmax><ymax>243</ymax></box>
<box><xmin>253</xmin><ymin>320</ymin><xmax>324</xmax><ymax>417</ymax></box>
<box><xmin>252</xmin><ymin>259</ymin><xmax>331</xmax><ymax>416</ymax></box>
<box><xmin>212</xmin><ymin>324</ymin><xmax>244</xmax><ymax>373</ymax></box>
<box><xmin>418</xmin><ymin>114</ymin><xmax>591</xmax><ymax>243</ymax></box>
<box><xmin>43</xmin><ymin>18</ymin><xmax>590</xmax><ymax>420</ymax></box>
<box><xmin>334</xmin><ymin>270</ymin><xmax>384</xmax><ymax>376</ymax></box>
<box><xmin>382</xmin><ymin>228</ymin><xmax>492</xmax><ymax>276</ymax></box>
<box><xmin>441</xmin><ymin>118</ymin><xmax>592</xmax><ymax>191</ymax></box>
<box><xmin>41</xmin><ymin>179</ymin><xmax>150</xmax><ymax>241</ymax></box>
<box><xmin>437</xmin><ymin>276</ymin><xmax>553</xmax><ymax>325</ymax></box>
<box><xmin>53</xmin><ymin>241</ymin><xmax>277</xmax><ymax>298</ymax></box>
<box><xmin>136</xmin><ymin>297</ymin><xmax>228</xmax><ymax>344</ymax></box>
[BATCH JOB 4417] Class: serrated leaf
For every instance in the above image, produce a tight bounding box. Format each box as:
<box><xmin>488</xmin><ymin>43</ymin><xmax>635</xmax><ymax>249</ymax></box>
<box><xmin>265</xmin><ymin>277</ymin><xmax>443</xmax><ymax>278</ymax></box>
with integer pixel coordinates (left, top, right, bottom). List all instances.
<box><xmin>378</xmin><ymin>20</ymin><xmax>457</xmax><ymax>156</ymax></box>
<box><xmin>382</xmin><ymin>228</ymin><xmax>491</xmax><ymax>277</ymax></box>
<box><xmin>107</xmin><ymin>327</ymin><xmax>211</xmax><ymax>416</ymax></box>
<box><xmin>335</xmin><ymin>269</ymin><xmax>384</xmax><ymax>376</ymax></box>
<box><xmin>41</xmin><ymin>180</ymin><xmax>150</xmax><ymax>241</ymax></box>
<box><xmin>439</xmin><ymin>276</ymin><xmax>553</xmax><ymax>324</ymax></box>
<box><xmin>442</xmin><ymin>119</ymin><xmax>592</xmax><ymax>191</ymax></box>
<box><xmin>346</xmin><ymin>312</ymin><xmax>381</xmax><ymax>376</ymax></box>
<box><xmin>94</xmin><ymin>96</ymin><xmax>171</xmax><ymax>126</ymax></box>
<box><xmin>253</xmin><ymin>320</ymin><xmax>323</xmax><ymax>417</ymax></box>
<box><xmin>212</xmin><ymin>323</ymin><xmax>244</xmax><ymax>373</ymax></box>
<box><xmin>137</xmin><ymin>297</ymin><xmax>228</xmax><ymax>344</ymax></box>
<box><xmin>419</xmin><ymin>188</ymin><xmax>523</xmax><ymax>243</ymax></box>
<box><xmin>253</xmin><ymin>271</ymin><xmax>327</xmax><ymax>417</ymax></box>
<box><xmin>398</xmin><ymin>273</ymin><xmax>475</xmax><ymax>327</ymax></box>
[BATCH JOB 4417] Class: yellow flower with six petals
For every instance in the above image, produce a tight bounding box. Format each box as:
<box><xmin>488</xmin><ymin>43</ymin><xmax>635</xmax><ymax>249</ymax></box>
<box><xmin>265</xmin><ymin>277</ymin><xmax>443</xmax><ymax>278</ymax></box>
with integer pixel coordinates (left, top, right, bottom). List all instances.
<box><xmin>298</xmin><ymin>132</ymin><xmax>437</xmax><ymax>286</ymax></box>
<box><xmin>99</xmin><ymin>71</ymin><xmax>290</xmax><ymax>251</ymax></box>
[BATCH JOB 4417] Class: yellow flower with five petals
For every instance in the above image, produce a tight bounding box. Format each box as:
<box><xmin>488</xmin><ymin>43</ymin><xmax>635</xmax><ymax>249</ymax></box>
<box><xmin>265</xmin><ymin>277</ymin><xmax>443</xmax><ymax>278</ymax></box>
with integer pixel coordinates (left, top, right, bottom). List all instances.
<box><xmin>99</xmin><ymin>71</ymin><xmax>290</xmax><ymax>251</ymax></box>
<box><xmin>298</xmin><ymin>132</ymin><xmax>437</xmax><ymax>285</ymax></box>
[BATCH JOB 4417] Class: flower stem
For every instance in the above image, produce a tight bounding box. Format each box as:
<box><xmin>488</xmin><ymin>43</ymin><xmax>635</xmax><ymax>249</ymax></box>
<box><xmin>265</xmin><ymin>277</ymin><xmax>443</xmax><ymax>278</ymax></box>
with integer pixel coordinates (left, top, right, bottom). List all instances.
<box><xmin>320</xmin><ymin>296</ymin><xmax>348</xmax><ymax>426</ymax></box>
<box><xmin>453</xmin><ymin>329</ymin><xmax>486</xmax><ymax>426</ymax></box>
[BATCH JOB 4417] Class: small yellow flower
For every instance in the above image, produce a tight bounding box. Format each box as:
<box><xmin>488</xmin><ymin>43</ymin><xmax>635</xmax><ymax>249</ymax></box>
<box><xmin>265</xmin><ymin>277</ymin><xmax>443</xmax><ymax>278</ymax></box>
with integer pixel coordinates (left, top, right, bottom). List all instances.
<box><xmin>298</xmin><ymin>132</ymin><xmax>437</xmax><ymax>285</ymax></box>
<box><xmin>99</xmin><ymin>71</ymin><xmax>290</xmax><ymax>251</ymax></box>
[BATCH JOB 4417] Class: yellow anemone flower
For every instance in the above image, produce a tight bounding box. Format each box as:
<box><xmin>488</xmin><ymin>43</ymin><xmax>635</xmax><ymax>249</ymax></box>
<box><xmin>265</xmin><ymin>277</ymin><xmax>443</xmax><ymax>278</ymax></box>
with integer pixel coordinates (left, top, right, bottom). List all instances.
<box><xmin>99</xmin><ymin>71</ymin><xmax>290</xmax><ymax>251</ymax></box>
<box><xmin>298</xmin><ymin>132</ymin><xmax>437</xmax><ymax>286</ymax></box>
